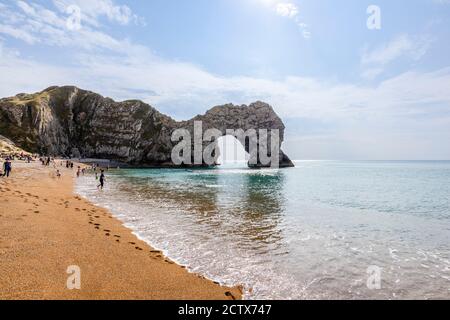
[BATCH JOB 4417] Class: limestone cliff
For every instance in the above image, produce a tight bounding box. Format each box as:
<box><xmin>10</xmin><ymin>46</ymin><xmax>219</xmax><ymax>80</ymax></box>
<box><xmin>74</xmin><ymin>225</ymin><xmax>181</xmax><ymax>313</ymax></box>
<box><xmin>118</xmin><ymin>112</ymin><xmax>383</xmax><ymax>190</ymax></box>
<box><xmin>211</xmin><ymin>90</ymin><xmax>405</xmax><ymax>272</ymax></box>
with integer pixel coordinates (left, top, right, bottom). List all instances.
<box><xmin>0</xmin><ymin>135</ymin><xmax>29</xmax><ymax>155</ymax></box>
<box><xmin>0</xmin><ymin>86</ymin><xmax>294</xmax><ymax>168</ymax></box>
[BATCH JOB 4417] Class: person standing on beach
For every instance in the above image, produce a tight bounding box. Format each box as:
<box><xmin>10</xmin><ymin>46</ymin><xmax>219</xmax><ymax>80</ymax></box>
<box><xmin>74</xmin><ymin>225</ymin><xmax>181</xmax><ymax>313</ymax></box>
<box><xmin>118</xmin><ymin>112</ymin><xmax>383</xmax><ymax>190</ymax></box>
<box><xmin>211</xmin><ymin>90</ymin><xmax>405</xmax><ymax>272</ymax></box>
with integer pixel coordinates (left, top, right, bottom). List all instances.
<box><xmin>3</xmin><ymin>158</ymin><xmax>12</xmax><ymax>178</ymax></box>
<box><xmin>97</xmin><ymin>170</ymin><xmax>106</xmax><ymax>190</ymax></box>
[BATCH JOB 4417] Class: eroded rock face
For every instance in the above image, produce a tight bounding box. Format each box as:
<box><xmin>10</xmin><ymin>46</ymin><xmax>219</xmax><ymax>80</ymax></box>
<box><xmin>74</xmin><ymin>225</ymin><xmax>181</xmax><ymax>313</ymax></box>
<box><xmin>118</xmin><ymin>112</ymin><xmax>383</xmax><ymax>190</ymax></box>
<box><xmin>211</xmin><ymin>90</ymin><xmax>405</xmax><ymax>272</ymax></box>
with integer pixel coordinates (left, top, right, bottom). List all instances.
<box><xmin>0</xmin><ymin>86</ymin><xmax>294</xmax><ymax>168</ymax></box>
<box><xmin>0</xmin><ymin>135</ymin><xmax>28</xmax><ymax>155</ymax></box>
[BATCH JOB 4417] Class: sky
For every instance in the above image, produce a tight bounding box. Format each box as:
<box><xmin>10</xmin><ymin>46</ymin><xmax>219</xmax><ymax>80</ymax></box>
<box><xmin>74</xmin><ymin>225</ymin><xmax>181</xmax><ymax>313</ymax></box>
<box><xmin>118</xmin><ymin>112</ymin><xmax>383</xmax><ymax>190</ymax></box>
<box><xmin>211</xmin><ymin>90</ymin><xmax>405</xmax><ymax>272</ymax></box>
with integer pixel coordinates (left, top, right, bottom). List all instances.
<box><xmin>0</xmin><ymin>0</ymin><xmax>450</xmax><ymax>160</ymax></box>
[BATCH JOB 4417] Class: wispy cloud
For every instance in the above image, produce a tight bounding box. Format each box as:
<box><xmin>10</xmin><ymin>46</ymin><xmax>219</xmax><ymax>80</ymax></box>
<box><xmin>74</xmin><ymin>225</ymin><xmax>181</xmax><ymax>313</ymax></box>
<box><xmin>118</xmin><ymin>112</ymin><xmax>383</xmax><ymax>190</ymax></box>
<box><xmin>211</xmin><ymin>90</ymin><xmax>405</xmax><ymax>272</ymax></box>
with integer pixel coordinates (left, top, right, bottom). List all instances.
<box><xmin>0</xmin><ymin>1</ymin><xmax>448</xmax><ymax>122</ymax></box>
<box><xmin>264</xmin><ymin>1</ymin><xmax>310</xmax><ymax>39</ymax></box>
<box><xmin>361</xmin><ymin>34</ymin><xmax>433</xmax><ymax>79</ymax></box>
<box><xmin>362</xmin><ymin>34</ymin><xmax>432</xmax><ymax>66</ymax></box>
<box><xmin>52</xmin><ymin>0</ymin><xmax>145</xmax><ymax>26</ymax></box>
<box><xmin>0</xmin><ymin>0</ymin><xmax>139</xmax><ymax>51</ymax></box>
<box><xmin>276</xmin><ymin>3</ymin><xmax>299</xmax><ymax>18</ymax></box>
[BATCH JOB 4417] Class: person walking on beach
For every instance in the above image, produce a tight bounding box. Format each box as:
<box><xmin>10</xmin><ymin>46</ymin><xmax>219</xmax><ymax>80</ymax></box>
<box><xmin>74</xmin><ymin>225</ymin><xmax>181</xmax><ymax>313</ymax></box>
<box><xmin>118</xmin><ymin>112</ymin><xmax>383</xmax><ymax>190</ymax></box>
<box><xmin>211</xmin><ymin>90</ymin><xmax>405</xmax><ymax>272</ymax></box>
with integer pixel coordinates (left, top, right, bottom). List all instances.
<box><xmin>97</xmin><ymin>170</ymin><xmax>106</xmax><ymax>190</ymax></box>
<box><xmin>3</xmin><ymin>158</ymin><xmax>12</xmax><ymax>178</ymax></box>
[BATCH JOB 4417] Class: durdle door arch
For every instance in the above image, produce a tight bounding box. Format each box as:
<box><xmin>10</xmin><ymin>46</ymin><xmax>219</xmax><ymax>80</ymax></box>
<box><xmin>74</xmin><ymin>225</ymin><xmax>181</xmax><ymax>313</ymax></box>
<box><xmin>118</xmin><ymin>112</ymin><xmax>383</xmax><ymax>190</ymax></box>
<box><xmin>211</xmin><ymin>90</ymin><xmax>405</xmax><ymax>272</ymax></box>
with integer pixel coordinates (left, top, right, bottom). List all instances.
<box><xmin>0</xmin><ymin>86</ymin><xmax>294</xmax><ymax>168</ymax></box>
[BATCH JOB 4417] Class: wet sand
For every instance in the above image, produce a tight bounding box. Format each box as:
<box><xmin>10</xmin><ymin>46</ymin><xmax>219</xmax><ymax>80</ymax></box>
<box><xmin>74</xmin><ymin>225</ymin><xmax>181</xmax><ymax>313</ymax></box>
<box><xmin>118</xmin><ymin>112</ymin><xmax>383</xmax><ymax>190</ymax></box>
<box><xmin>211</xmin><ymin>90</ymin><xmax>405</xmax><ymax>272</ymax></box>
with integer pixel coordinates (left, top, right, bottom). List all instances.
<box><xmin>0</xmin><ymin>161</ymin><xmax>242</xmax><ymax>300</ymax></box>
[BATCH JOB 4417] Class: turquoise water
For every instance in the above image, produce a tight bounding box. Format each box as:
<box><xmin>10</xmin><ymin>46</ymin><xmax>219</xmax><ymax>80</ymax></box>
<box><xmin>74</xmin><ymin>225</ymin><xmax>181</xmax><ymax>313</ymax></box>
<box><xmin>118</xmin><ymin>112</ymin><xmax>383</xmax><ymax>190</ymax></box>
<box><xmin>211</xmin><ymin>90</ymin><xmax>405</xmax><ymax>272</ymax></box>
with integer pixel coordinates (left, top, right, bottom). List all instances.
<box><xmin>76</xmin><ymin>161</ymin><xmax>450</xmax><ymax>299</ymax></box>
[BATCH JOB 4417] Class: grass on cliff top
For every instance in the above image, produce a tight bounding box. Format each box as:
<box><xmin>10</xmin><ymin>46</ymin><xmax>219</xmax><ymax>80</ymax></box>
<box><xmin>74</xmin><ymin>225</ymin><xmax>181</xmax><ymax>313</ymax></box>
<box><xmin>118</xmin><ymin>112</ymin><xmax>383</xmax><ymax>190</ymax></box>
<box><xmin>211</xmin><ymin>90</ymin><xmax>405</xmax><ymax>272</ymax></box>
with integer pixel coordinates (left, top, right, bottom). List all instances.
<box><xmin>0</xmin><ymin>141</ymin><xmax>27</xmax><ymax>155</ymax></box>
<box><xmin>6</xmin><ymin>91</ymin><xmax>50</xmax><ymax>106</ymax></box>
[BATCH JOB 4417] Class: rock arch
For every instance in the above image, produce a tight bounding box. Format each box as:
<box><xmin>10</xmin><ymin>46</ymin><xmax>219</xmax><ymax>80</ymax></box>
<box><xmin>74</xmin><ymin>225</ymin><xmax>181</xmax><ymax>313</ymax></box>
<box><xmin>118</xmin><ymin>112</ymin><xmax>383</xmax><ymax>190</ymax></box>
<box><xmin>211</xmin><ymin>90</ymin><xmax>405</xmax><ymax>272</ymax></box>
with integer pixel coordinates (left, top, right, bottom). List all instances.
<box><xmin>0</xmin><ymin>86</ymin><xmax>295</xmax><ymax>168</ymax></box>
<box><xmin>175</xmin><ymin>102</ymin><xmax>294</xmax><ymax>168</ymax></box>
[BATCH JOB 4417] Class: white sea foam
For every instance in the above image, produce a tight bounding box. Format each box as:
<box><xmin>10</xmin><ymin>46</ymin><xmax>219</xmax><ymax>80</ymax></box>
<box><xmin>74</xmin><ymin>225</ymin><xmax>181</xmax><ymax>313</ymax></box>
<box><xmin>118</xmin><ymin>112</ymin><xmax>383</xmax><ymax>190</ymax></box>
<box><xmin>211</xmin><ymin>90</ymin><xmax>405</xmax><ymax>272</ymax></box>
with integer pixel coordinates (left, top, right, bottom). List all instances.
<box><xmin>75</xmin><ymin>161</ymin><xmax>450</xmax><ymax>299</ymax></box>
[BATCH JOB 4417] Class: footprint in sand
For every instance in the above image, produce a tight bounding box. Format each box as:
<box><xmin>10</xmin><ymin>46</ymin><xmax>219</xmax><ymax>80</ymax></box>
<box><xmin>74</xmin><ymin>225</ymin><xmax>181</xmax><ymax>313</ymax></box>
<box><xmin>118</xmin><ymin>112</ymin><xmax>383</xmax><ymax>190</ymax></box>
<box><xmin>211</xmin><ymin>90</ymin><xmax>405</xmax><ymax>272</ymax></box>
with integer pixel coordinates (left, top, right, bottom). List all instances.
<box><xmin>75</xmin><ymin>208</ymin><xmax>81</xmax><ymax>211</ymax></box>
<box><xmin>135</xmin><ymin>247</ymin><xmax>143</xmax><ymax>251</ymax></box>
<box><xmin>129</xmin><ymin>242</ymin><xmax>136</xmax><ymax>245</ymax></box>
<box><xmin>34</xmin><ymin>211</ymin><xmax>40</xmax><ymax>214</ymax></box>
<box><xmin>114</xmin><ymin>235</ymin><xmax>121</xmax><ymax>238</ymax></box>
<box><xmin>225</xmin><ymin>292</ymin><xmax>236</xmax><ymax>300</ymax></box>
<box><xmin>105</xmin><ymin>233</ymin><xmax>110</xmax><ymax>236</ymax></box>
<box><xmin>116</xmin><ymin>239</ymin><xmax>120</xmax><ymax>243</ymax></box>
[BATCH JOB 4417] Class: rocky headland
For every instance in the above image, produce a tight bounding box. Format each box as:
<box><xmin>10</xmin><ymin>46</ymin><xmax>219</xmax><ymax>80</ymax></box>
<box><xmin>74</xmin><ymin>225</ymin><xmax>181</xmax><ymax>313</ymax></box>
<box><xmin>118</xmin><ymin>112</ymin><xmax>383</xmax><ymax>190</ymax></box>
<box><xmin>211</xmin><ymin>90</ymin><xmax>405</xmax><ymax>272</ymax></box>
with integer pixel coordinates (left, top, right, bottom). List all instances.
<box><xmin>0</xmin><ymin>86</ymin><xmax>294</xmax><ymax>168</ymax></box>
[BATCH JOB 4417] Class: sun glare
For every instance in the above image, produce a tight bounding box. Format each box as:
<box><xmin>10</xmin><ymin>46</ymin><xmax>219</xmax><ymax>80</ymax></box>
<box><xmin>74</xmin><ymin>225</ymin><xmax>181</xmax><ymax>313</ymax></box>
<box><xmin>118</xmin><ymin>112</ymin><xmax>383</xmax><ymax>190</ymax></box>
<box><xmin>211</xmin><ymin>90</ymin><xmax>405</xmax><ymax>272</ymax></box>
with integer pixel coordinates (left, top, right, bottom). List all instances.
<box><xmin>257</xmin><ymin>0</ymin><xmax>280</xmax><ymax>7</ymax></box>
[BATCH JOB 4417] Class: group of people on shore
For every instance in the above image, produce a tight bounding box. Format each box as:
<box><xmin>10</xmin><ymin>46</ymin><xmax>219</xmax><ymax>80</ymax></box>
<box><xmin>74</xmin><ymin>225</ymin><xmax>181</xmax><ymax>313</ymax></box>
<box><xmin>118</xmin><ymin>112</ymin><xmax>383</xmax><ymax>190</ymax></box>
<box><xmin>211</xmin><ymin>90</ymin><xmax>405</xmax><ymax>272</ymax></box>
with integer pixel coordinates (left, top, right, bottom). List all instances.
<box><xmin>0</xmin><ymin>152</ymin><xmax>34</xmax><ymax>162</ymax></box>
<box><xmin>65</xmin><ymin>160</ymin><xmax>75</xmax><ymax>169</ymax></box>
<box><xmin>72</xmin><ymin>162</ymin><xmax>106</xmax><ymax>190</ymax></box>
<box><xmin>1</xmin><ymin>155</ymin><xmax>107</xmax><ymax>190</ymax></box>
<box><xmin>1</xmin><ymin>152</ymin><xmax>36</xmax><ymax>178</ymax></box>
<box><xmin>1</xmin><ymin>153</ymin><xmax>39</xmax><ymax>178</ymax></box>
<box><xmin>61</xmin><ymin>161</ymin><xmax>107</xmax><ymax>189</ymax></box>
<box><xmin>82</xmin><ymin>163</ymin><xmax>106</xmax><ymax>190</ymax></box>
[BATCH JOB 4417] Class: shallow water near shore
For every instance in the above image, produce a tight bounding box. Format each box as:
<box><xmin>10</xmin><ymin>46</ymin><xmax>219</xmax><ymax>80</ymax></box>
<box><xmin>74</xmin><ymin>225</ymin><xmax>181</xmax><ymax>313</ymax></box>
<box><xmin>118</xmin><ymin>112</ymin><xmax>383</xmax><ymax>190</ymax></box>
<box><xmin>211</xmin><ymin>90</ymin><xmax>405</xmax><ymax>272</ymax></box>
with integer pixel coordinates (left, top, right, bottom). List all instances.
<box><xmin>75</xmin><ymin>161</ymin><xmax>450</xmax><ymax>299</ymax></box>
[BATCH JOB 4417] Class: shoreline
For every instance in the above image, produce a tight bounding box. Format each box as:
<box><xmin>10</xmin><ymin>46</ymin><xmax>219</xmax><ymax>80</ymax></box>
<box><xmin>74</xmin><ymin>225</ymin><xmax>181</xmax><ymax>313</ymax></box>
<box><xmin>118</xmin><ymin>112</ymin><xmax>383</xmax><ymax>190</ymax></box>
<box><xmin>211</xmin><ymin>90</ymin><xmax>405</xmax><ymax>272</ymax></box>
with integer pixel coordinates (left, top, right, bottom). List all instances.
<box><xmin>0</xmin><ymin>161</ymin><xmax>242</xmax><ymax>300</ymax></box>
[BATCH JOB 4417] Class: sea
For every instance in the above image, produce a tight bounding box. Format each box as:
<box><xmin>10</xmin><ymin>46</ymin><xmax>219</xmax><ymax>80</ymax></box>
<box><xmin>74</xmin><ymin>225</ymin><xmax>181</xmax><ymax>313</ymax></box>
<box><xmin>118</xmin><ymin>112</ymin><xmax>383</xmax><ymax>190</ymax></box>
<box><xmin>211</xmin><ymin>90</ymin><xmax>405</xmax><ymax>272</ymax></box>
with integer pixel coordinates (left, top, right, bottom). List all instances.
<box><xmin>75</xmin><ymin>160</ymin><xmax>450</xmax><ymax>299</ymax></box>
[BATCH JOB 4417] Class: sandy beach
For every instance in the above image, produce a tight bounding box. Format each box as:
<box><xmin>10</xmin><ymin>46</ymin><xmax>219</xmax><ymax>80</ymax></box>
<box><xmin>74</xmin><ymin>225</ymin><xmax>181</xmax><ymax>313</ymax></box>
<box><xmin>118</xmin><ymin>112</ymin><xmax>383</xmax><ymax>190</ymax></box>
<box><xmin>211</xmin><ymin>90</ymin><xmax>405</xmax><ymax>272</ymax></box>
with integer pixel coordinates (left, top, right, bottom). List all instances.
<box><xmin>0</xmin><ymin>161</ymin><xmax>241</xmax><ymax>300</ymax></box>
